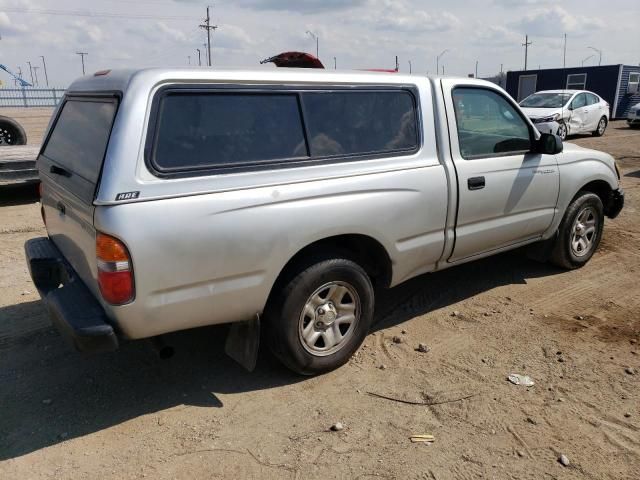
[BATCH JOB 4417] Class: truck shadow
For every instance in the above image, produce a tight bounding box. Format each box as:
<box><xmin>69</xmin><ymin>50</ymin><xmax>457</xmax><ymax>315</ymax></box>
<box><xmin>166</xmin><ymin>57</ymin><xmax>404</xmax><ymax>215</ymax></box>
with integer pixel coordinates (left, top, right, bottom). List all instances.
<box><xmin>0</xmin><ymin>250</ymin><xmax>562</xmax><ymax>460</ymax></box>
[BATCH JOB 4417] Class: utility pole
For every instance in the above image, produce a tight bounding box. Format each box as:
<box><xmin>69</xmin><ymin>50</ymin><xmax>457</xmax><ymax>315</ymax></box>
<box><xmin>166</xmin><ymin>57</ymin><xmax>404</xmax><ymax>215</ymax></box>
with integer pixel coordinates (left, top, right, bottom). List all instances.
<box><xmin>522</xmin><ymin>35</ymin><xmax>532</xmax><ymax>70</ymax></box>
<box><xmin>16</xmin><ymin>67</ymin><xmax>23</xmax><ymax>87</ymax></box>
<box><xmin>306</xmin><ymin>31</ymin><xmax>319</xmax><ymax>59</ymax></box>
<box><xmin>26</xmin><ymin>61</ymin><xmax>34</xmax><ymax>85</ymax></box>
<box><xmin>76</xmin><ymin>52</ymin><xmax>88</xmax><ymax>75</ymax></box>
<box><xmin>436</xmin><ymin>49</ymin><xmax>449</xmax><ymax>76</ymax></box>
<box><xmin>188</xmin><ymin>55</ymin><xmax>191</xmax><ymax>65</ymax></box>
<box><xmin>475</xmin><ymin>60</ymin><xmax>478</xmax><ymax>78</ymax></box>
<box><xmin>588</xmin><ymin>46</ymin><xmax>602</xmax><ymax>66</ymax></box>
<box><xmin>40</xmin><ymin>56</ymin><xmax>49</xmax><ymax>87</ymax></box>
<box><xmin>409</xmin><ymin>60</ymin><xmax>412</xmax><ymax>74</ymax></box>
<box><xmin>563</xmin><ymin>33</ymin><xmax>567</xmax><ymax>68</ymax></box>
<box><xmin>197</xmin><ymin>48</ymin><xmax>202</xmax><ymax>66</ymax></box>
<box><xmin>333</xmin><ymin>57</ymin><xmax>336</xmax><ymax>69</ymax></box>
<box><xmin>199</xmin><ymin>6</ymin><xmax>217</xmax><ymax>66</ymax></box>
<box><xmin>32</xmin><ymin>66</ymin><xmax>39</xmax><ymax>86</ymax></box>
<box><xmin>395</xmin><ymin>56</ymin><xmax>399</xmax><ymax>72</ymax></box>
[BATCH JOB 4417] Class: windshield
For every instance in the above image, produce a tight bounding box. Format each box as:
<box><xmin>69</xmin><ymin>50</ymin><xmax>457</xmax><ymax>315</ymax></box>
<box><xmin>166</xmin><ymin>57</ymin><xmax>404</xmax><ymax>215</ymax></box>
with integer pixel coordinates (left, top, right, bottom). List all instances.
<box><xmin>519</xmin><ymin>93</ymin><xmax>572</xmax><ymax>108</ymax></box>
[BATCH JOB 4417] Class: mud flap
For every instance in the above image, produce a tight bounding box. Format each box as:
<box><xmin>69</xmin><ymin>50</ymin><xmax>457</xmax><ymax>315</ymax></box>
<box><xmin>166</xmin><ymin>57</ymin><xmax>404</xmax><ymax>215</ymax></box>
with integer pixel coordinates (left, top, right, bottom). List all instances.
<box><xmin>526</xmin><ymin>231</ymin><xmax>558</xmax><ymax>263</ymax></box>
<box><xmin>224</xmin><ymin>315</ymin><xmax>260</xmax><ymax>372</ymax></box>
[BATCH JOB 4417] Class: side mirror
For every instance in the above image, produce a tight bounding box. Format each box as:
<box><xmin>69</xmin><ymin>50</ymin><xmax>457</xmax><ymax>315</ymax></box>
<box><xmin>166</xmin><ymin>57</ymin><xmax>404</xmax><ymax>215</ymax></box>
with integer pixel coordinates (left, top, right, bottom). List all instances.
<box><xmin>537</xmin><ymin>133</ymin><xmax>563</xmax><ymax>155</ymax></box>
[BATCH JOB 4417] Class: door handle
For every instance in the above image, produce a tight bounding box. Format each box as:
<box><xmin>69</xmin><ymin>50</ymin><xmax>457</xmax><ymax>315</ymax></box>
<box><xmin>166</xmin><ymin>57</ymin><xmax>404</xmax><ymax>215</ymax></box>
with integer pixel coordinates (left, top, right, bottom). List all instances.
<box><xmin>50</xmin><ymin>165</ymin><xmax>72</xmax><ymax>177</ymax></box>
<box><xmin>468</xmin><ymin>176</ymin><xmax>485</xmax><ymax>190</ymax></box>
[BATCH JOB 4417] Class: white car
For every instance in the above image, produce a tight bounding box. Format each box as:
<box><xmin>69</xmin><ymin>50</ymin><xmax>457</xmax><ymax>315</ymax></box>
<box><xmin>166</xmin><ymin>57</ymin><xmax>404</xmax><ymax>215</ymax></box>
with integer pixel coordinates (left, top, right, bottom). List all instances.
<box><xmin>628</xmin><ymin>102</ymin><xmax>640</xmax><ymax>128</ymax></box>
<box><xmin>519</xmin><ymin>90</ymin><xmax>610</xmax><ymax>140</ymax></box>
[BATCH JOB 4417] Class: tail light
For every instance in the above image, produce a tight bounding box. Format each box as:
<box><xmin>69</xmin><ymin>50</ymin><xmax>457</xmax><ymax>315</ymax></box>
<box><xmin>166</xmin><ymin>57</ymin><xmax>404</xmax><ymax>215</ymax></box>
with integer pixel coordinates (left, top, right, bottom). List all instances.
<box><xmin>96</xmin><ymin>233</ymin><xmax>134</xmax><ymax>305</ymax></box>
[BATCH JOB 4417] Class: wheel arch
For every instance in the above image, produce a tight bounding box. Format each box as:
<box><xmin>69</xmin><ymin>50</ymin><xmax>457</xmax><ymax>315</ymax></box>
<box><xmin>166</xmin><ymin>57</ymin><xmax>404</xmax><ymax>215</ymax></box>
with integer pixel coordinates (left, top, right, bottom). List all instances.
<box><xmin>575</xmin><ymin>179</ymin><xmax>617</xmax><ymax>217</ymax></box>
<box><xmin>266</xmin><ymin>234</ymin><xmax>393</xmax><ymax>308</ymax></box>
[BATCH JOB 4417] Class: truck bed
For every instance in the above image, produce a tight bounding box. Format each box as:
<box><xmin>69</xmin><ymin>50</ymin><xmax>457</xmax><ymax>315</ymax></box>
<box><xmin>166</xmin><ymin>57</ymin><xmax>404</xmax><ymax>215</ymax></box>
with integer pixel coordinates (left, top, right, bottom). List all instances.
<box><xmin>0</xmin><ymin>145</ymin><xmax>40</xmax><ymax>186</ymax></box>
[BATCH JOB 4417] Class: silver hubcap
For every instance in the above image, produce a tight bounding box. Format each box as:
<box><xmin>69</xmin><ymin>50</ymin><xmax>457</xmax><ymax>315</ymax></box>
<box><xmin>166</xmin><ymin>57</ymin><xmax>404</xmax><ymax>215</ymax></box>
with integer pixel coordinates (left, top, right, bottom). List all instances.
<box><xmin>298</xmin><ymin>281</ymin><xmax>360</xmax><ymax>356</ymax></box>
<box><xmin>598</xmin><ymin>119</ymin><xmax>606</xmax><ymax>134</ymax></box>
<box><xmin>558</xmin><ymin>124</ymin><xmax>567</xmax><ymax>139</ymax></box>
<box><xmin>570</xmin><ymin>206</ymin><xmax>598</xmax><ymax>257</ymax></box>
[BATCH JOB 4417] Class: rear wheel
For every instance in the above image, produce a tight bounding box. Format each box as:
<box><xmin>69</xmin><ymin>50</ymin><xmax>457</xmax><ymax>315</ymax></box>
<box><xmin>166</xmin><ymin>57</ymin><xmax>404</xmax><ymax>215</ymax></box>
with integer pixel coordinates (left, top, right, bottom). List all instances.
<box><xmin>265</xmin><ymin>258</ymin><xmax>374</xmax><ymax>375</ymax></box>
<box><xmin>592</xmin><ymin>116</ymin><xmax>607</xmax><ymax>137</ymax></box>
<box><xmin>550</xmin><ymin>192</ymin><xmax>604</xmax><ymax>269</ymax></box>
<box><xmin>0</xmin><ymin>116</ymin><xmax>27</xmax><ymax>146</ymax></box>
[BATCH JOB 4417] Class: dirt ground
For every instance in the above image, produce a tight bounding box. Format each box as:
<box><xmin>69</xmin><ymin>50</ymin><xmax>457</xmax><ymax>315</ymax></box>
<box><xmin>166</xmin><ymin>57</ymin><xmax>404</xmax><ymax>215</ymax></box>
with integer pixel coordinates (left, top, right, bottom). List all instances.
<box><xmin>1</xmin><ymin>110</ymin><xmax>639</xmax><ymax>480</ymax></box>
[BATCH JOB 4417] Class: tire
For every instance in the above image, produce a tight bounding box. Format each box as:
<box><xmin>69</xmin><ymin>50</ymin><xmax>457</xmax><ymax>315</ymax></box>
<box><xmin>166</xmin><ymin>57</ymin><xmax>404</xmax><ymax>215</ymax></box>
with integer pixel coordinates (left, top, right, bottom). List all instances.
<box><xmin>592</xmin><ymin>116</ymin><xmax>607</xmax><ymax>137</ymax></box>
<box><xmin>557</xmin><ymin>122</ymin><xmax>567</xmax><ymax>141</ymax></box>
<box><xmin>265</xmin><ymin>257</ymin><xmax>374</xmax><ymax>375</ymax></box>
<box><xmin>550</xmin><ymin>191</ymin><xmax>604</xmax><ymax>269</ymax></box>
<box><xmin>0</xmin><ymin>116</ymin><xmax>27</xmax><ymax>145</ymax></box>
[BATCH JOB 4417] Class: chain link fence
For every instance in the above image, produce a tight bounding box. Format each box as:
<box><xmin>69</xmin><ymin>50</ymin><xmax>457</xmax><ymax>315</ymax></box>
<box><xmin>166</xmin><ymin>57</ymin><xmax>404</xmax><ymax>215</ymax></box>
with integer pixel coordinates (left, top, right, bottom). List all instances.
<box><xmin>0</xmin><ymin>87</ymin><xmax>66</xmax><ymax>107</ymax></box>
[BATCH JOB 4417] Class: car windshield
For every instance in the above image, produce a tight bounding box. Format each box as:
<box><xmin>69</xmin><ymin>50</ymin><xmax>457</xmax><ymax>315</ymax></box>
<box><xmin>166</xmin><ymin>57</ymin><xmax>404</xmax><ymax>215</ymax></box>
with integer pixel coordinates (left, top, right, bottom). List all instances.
<box><xmin>519</xmin><ymin>93</ymin><xmax>573</xmax><ymax>108</ymax></box>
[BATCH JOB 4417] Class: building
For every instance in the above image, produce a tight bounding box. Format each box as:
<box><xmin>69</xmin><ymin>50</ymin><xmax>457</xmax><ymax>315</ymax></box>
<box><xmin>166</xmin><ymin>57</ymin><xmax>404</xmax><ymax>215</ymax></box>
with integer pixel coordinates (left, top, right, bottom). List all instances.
<box><xmin>506</xmin><ymin>65</ymin><xmax>640</xmax><ymax>119</ymax></box>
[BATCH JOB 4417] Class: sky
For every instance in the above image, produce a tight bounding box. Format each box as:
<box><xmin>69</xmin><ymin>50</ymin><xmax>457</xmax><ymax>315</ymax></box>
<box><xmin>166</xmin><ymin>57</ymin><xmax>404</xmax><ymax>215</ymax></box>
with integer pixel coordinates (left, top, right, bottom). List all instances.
<box><xmin>0</xmin><ymin>0</ymin><xmax>638</xmax><ymax>87</ymax></box>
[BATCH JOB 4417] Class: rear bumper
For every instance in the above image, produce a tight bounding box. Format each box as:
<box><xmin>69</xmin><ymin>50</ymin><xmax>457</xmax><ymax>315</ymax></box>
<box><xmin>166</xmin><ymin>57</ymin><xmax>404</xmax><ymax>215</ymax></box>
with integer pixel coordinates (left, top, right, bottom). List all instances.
<box><xmin>24</xmin><ymin>237</ymin><xmax>118</xmax><ymax>353</ymax></box>
<box><xmin>607</xmin><ymin>188</ymin><xmax>624</xmax><ymax>219</ymax></box>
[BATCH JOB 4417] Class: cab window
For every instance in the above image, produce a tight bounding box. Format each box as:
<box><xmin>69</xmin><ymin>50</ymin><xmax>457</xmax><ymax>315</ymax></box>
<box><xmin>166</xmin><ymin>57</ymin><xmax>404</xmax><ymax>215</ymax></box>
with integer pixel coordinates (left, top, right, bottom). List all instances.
<box><xmin>452</xmin><ymin>88</ymin><xmax>531</xmax><ymax>159</ymax></box>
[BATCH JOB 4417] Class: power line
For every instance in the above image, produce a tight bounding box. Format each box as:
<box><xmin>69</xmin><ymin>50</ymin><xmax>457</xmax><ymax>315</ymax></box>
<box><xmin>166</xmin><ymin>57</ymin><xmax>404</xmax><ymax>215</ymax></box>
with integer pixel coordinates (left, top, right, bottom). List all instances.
<box><xmin>2</xmin><ymin>7</ymin><xmax>195</xmax><ymax>21</ymax></box>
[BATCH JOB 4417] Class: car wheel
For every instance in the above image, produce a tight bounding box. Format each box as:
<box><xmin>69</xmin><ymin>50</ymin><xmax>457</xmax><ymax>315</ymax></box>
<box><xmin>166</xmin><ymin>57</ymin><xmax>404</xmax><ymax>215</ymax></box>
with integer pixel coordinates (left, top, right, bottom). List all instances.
<box><xmin>557</xmin><ymin>122</ymin><xmax>567</xmax><ymax>141</ymax></box>
<box><xmin>0</xmin><ymin>116</ymin><xmax>27</xmax><ymax>145</ymax></box>
<box><xmin>551</xmin><ymin>191</ymin><xmax>604</xmax><ymax>269</ymax></box>
<box><xmin>592</xmin><ymin>116</ymin><xmax>607</xmax><ymax>137</ymax></box>
<box><xmin>265</xmin><ymin>257</ymin><xmax>374</xmax><ymax>375</ymax></box>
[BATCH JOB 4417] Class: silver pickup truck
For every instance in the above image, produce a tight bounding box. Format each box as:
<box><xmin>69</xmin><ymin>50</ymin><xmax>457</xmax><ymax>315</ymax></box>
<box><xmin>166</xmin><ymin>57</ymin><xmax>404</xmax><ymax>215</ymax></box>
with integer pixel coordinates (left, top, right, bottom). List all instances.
<box><xmin>25</xmin><ymin>68</ymin><xmax>624</xmax><ymax>375</ymax></box>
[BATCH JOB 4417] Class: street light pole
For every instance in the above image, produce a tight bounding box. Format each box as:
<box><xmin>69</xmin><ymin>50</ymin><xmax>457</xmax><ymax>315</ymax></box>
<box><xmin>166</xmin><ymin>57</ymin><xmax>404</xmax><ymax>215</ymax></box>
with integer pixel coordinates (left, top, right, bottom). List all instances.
<box><xmin>197</xmin><ymin>48</ymin><xmax>202</xmax><ymax>66</ymax></box>
<box><xmin>39</xmin><ymin>56</ymin><xmax>49</xmax><ymax>86</ymax></box>
<box><xmin>409</xmin><ymin>60</ymin><xmax>412</xmax><ymax>74</ymax></box>
<box><xmin>333</xmin><ymin>57</ymin><xmax>336</xmax><ymax>69</ymax></box>
<box><xmin>306</xmin><ymin>31</ymin><xmax>319</xmax><ymax>58</ymax></box>
<box><xmin>436</xmin><ymin>49</ymin><xmax>449</xmax><ymax>76</ymax></box>
<box><xmin>587</xmin><ymin>46</ymin><xmax>602</xmax><ymax>66</ymax></box>
<box><xmin>581</xmin><ymin>54</ymin><xmax>594</xmax><ymax>67</ymax></box>
<box><xmin>26</xmin><ymin>61</ymin><xmax>34</xmax><ymax>85</ymax></box>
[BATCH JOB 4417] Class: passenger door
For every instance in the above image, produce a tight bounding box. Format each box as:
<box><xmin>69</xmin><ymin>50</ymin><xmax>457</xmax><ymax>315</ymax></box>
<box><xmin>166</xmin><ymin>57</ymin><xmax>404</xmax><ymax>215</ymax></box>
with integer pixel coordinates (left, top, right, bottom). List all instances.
<box><xmin>442</xmin><ymin>82</ymin><xmax>560</xmax><ymax>262</ymax></box>
<box><xmin>568</xmin><ymin>93</ymin><xmax>588</xmax><ymax>133</ymax></box>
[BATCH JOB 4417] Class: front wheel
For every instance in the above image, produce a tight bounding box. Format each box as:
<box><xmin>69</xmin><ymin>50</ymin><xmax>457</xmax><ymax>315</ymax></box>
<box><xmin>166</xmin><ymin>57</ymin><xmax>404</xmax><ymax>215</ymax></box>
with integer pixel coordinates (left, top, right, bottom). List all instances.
<box><xmin>265</xmin><ymin>258</ymin><xmax>374</xmax><ymax>375</ymax></box>
<box><xmin>550</xmin><ymin>192</ymin><xmax>604</xmax><ymax>269</ymax></box>
<box><xmin>592</xmin><ymin>116</ymin><xmax>607</xmax><ymax>137</ymax></box>
<box><xmin>557</xmin><ymin>122</ymin><xmax>568</xmax><ymax>141</ymax></box>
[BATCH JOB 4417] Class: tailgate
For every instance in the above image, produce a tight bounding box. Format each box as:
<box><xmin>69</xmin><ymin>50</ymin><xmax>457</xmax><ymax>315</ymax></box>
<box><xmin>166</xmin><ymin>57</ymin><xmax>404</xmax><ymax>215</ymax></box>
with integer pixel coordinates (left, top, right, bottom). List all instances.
<box><xmin>38</xmin><ymin>95</ymin><xmax>119</xmax><ymax>297</ymax></box>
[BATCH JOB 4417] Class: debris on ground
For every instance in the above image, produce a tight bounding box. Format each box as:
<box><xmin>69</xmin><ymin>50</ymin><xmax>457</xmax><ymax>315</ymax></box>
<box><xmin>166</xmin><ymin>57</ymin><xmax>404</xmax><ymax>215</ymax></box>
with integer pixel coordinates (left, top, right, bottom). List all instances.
<box><xmin>508</xmin><ymin>373</ymin><xmax>535</xmax><ymax>387</ymax></box>
<box><xmin>392</xmin><ymin>335</ymin><xmax>403</xmax><ymax>344</ymax></box>
<box><xmin>410</xmin><ymin>434</ymin><xmax>434</xmax><ymax>444</ymax></box>
<box><xmin>451</xmin><ymin>310</ymin><xmax>460</xmax><ymax>317</ymax></box>
<box><xmin>330</xmin><ymin>422</ymin><xmax>344</xmax><ymax>432</ymax></box>
<box><xmin>558</xmin><ymin>454</ymin><xmax>570</xmax><ymax>467</ymax></box>
<box><xmin>416</xmin><ymin>343</ymin><xmax>430</xmax><ymax>353</ymax></box>
<box><xmin>41</xmin><ymin>399</ymin><xmax>52</xmax><ymax>405</ymax></box>
<box><xmin>625</xmin><ymin>367</ymin><xmax>636</xmax><ymax>375</ymax></box>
